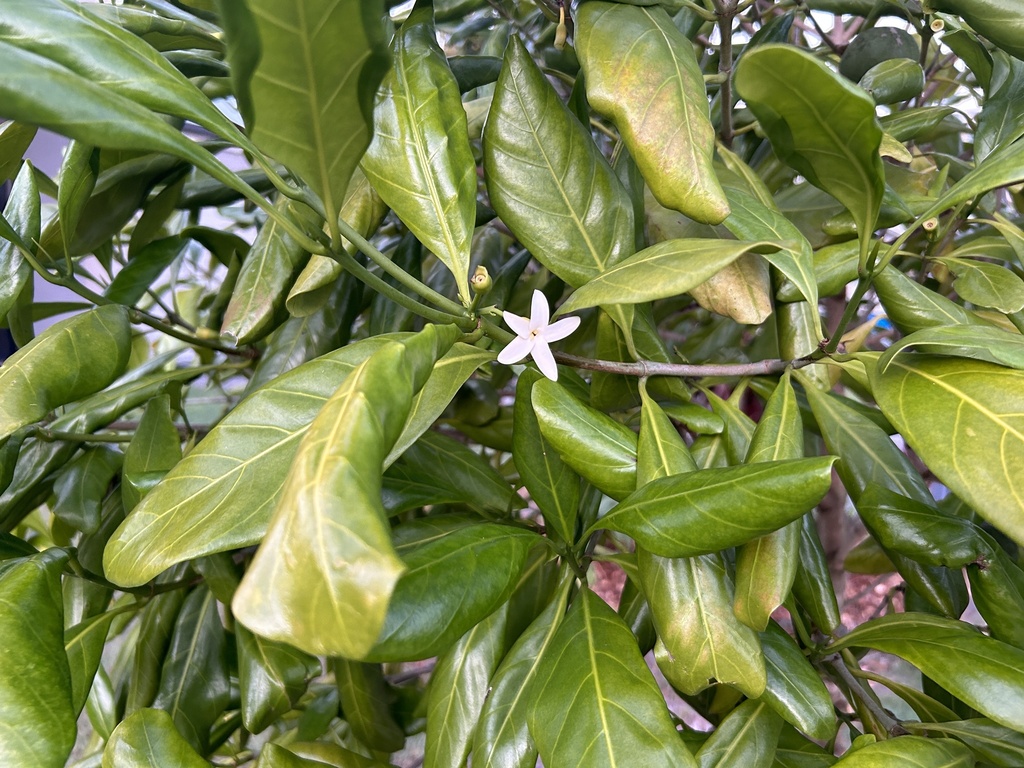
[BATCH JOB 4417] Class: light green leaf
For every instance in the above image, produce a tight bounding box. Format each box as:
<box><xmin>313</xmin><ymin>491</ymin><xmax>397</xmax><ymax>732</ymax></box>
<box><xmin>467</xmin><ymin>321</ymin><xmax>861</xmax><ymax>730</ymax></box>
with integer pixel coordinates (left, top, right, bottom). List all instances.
<box><xmin>233</xmin><ymin>326</ymin><xmax>460</xmax><ymax>658</ymax></box>
<box><xmin>977</xmin><ymin>54</ymin><xmax>1024</xmax><ymax>161</ymax></box>
<box><xmin>0</xmin><ymin>121</ymin><xmax>36</xmax><ymax>182</ymax></box>
<box><xmin>237</xmin><ymin>625</ymin><xmax>320</xmax><ymax>734</ymax></box>
<box><xmin>828</xmin><ymin>612</ymin><xmax>1024</xmax><ymax>731</ymax></box>
<box><xmin>361</xmin><ymin>8</ymin><xmax>475</xmax><ymax>303</ymax></box>
<box><xmin>878</xmin><ymin>325</ymin><xmax>1024</xmax><ymax>372</ymax></box>
<box><xmin>938</xmin><ymin>256</ymin><xmax>1024</xmax><ymax>313</ymax></box>
<box><xmin>557</xmin><ymin>239</ymin><xmax>781</xmax><ymax>315</ymax></box>
<box><xmin>643</xmin><ymin>551</ymin><xmax>766</xmax><ymax>698</ymax></box>
<box><xmin>65</xmin><ymin>608</ymin><xmax>124</xmax><ymax>718</ymax></box>
<box><xmin>871</xmin><ymin>356</ymin><xmax>1024</xmax><ymax>546</ymax></box>
<box><xmin>246</xmin><ymin>0</ymin><xmax>389</xmax><ymax>219</ymax></box>
<box><xmin>0</xmin><ymin>305</ymin><xmax>131</xmax><ymax>441</ymax></box>
<box><xmin>758</xmin><ymin>621</ymin><xmax>836</xmax><ymax>741</ymax></box>
<box><xmin>105</xmin><ymin>236</ymin><xmax>188</xmax><ymax>306</ymax></box>
<box><xmin>104</xmin><ymin>337</ymin><xmax>487</xmax><ymax>586</ymax></box>
<box><xmin>735</xmin><ymin>45</ymin><xmax>884</xmax><ymax>268</ymax></box>
<box><xmin>0</xmin><ymin>549</ymin><xmax>76</xmax><ymax>768</ymax></box>
<box><xmin>102</xmin><ymin>708</ymin><xmax>208</xmax><ymax>768</ymax></box>
<box><xmin>484</xmin><ymin>35</ymin><xmax>634</xmax><ymax>289</ymax></box>
<box><xmin>872</xmin><ymin>265</ymin><xmax>995</xmax><ymax>335</ymax></box>
<box><xmin>591</xmin><ymin>458</ymin><xmax>836</xmax><ymax>557</ymax></box>
<box><xmin>859</xmin><ymin>59</ymin><xmax>925</xmax><ymax>105</ymax></box>
<box><xmin>256</xmin><ymin>742</ymin><xmax>390</xmax><ymax>768</ymax></box>
<box><xmin>122</xmin><ymin>394</ymin><xmax>182</xmax><ymax>513</ymax></box>
<box><xmin>832</xmin><ymin>736</ymin><xmax>972</xmax><ymax>767</ymax></box>
<box><xmin>695</xmin><ymin>699</ymin><xmax>782</xmax><ymax>768</ymax></box>
<box><xmin>905</xmin><ymin>718</ymin><xmax>1024</xmax><ymax>766</ymax></box>
<box><xmin>638</xmin><ymin>382</ymin><xmax>698</xmax><ymax>482</ymax></box>
<box><xmin>576</xmin><ymin>2</ymin><xmax>728</xmax><ymax>224</ymax></box>
<box><xmin>528</xmin><ymin>588</ymin><xmax>697</xmax><ymax>768</ymax></box>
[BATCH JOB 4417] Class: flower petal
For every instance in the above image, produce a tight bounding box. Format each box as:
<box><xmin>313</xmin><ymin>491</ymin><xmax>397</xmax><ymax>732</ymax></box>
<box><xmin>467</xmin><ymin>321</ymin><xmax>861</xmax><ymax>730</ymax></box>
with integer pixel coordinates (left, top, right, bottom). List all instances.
<box><xmin>541</xmin><ymin>315</ymin><xmax>581</xmax><ymax>343</ymax></box>
<box><xmin>502</xmin><ymin>311</ymin><xmax>531</xmax><ymax>338</ymax></box>
<box><xmin>497</xmin><ymin>335</ymin><xmax>534</xmax><ymax>365</ymax></box>
<box><xmin>531</xmin><ymin>339</ymin><xmax>559</xmax><ymax>381</ymax></box>
<box><xmin>530</xmin><ymin>289</ymin><xmax>550</xmax><ymax>330</ymax></box>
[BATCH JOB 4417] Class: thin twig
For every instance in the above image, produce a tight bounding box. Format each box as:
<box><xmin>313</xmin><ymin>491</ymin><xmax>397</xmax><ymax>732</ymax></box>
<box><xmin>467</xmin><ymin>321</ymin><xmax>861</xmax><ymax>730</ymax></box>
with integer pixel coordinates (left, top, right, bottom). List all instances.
<box><xmin>554</xmin><ymin>351</ymin><xmax>817</xmax><ymax>378</ymax></box>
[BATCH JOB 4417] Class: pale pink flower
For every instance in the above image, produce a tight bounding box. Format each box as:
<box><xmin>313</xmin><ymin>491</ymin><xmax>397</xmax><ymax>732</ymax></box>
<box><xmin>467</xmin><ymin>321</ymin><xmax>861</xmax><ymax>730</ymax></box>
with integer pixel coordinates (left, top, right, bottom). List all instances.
<box><xmin>497</xmin><ymin>290</ymin><xmax>581</xmax><ymax>381</ymax></box>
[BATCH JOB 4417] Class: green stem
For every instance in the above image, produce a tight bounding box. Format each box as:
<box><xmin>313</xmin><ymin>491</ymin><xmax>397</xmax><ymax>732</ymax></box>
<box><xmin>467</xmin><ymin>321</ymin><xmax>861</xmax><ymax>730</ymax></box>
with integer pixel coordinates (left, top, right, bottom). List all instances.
<box><xmin>34</xmin><ymin>428</ymin><xmax>134</xmax><ymax>443</ymax></box>
<box><xmin>714</xmin><ymin>0</ymin><xmax>738</xmax><ymax>148</ymax></box>
<box><xmin>555</xmin><ymin>351</ymin><xmax>816</xmax><ymax>378</ymax></box>
<box><xmin>824</xmin><ymin>275</ymin><xmax>872</xmax><ymax>354</ymax></box>
<box><xmin>828</xmin><ymin>652</ymin><xmax>908</xmax><ymax>738</ymax></box>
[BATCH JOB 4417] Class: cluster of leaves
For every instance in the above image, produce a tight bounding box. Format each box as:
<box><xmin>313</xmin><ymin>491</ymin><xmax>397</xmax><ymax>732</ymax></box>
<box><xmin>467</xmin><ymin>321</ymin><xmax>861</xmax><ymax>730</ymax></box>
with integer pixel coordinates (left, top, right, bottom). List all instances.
<box><xmin>3</xmin><ymin>0</ymin><xmax>1024</xmax><ymax>765</ymax></box>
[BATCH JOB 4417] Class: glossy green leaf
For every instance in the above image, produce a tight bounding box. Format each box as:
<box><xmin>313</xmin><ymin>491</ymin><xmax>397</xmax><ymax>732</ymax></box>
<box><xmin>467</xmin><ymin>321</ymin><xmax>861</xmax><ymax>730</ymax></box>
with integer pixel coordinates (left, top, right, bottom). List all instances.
<box><xmin>233</xmin><ymin>326</ymin><xmax>460</xmax><ymax>658</ymax></box>
<box><xmin>367</xmin><ymin>516</ymin><xmax>536</xmax><ymax>662</ymax></box>
<box><xmin>968</xmin><ymin>544</ymin><xmax>1024</xmax><ymax>649</ymax></box>
<box><xmin>938</xmin><ymin>256</ymin><xmax>1024</xmax><ymax>313</ymax></box>
<box><xmin>334</xmin><ymin>659</ymin><xmax>403</xmax><ymax>752</ymax></box>
<box><xmin>361</xmin><ymin>9</ymin><xmax>475</xmax><ymax>303</ymax></box>
<box><xmin>831</xmin><ymin>736</ymin><xmax>972</xmax><ymax>767</ymax></box>
<box><xmin>0</xmin><ymin>121</ymin><xmax>35</xmax><ymax>182</ymax></box>
<box><xmin>643</xmin><ymin>551</ymin><xmax>766</xmax><ymax>698</ymax></box>
<box><xmin>512</xmin><ymin>369</ymin><xmax>580</xmax><ymax>545</ymax></box>
<box><xmin>102</xmin><ymin>708</ymin><xmax>208</xmax><ymax>768</ymax></box>
<box><xmin>383</xmin><ymin>429</ymin><xmax>521</xmax><ymax>516</ymax></box>
<box><xmin>557</xmin><ymin>239</ymin><xmax>781</xmax><ymax>315</ymax></box>
<box><xmin>484</xmin><ymin>35</ymin><xmax>634</xmax><ymax>289</ymax></box>
<box><xmin>0</xmin><ymin>305</ymin><xmax>131</xmax><ymax>441</ymax></box>
<box><xmin>829</xmin><ymin>612</ymin><xmax>1024</xmax><ymax>730</ymax></box>
<box><xmin>238</xmin><ymin>625</ymin><xmax>320</xmax><ymax>734</ymax></box>
<box><xmin>56</xmin><ymin>140</ymin><xmax>99</xmax><ymax>261</ymax></box>
<box><xmin>152</xmin><ymin>585</ymin><xmax>229</xmax><ymax>752</ymax></box>
<box><xmin>105</xmin><ymin>236</ymin><xmax>188</xmax><ymax>306</ymax></box>
<box><xmin>735</xmin><ymin>45</ymin><xmax>884</xmax><ymax>267</ymax></box>
<box><xmin>87</xmin><ymin>3</ymin><xmax>221</xmax><ymax>52</ymax></box>
<box><xmin>758</xmin><ymin>621</ymin><xmax>836</xmax><ymax>741</ymax></box>
<box><xmin>528</xmin><ymin>588</ymin><xmax>697</xmax><ymax>768</ymax></box>
<box><xmin>122</xmin><ymin>394</ymin><xmax>182</xmax><ymax>513</ymax></box>
<box><xmin>977</xmin><ymin>54</ymin><xmax>1024</xmax><ymax>161</ymax></box>
<box><xmin>592</xmin><ymin>458</ymin><xmax>835</xmax><ymax>557</ymax></box>
<box><xmin>859</xmin><ymin>59</ymin><xmax>925</xmax><ymax>105</ymax></box>
<box><xmin>772</xmin><ymin>725</ymin><xmax>837</xmax><ymax>768</ymax></box>
<box><xmin>930</xmin><ymin>0</ymin><xmax>1024</xmax><ymax>60</ymax></box>
<box><xmin>222</xmin><ymin>200</ymin><xmax>308</xmax><ymax>344</ymax></box>
<box><xmin>473</xmin><ymin>573</ymin><xmax>572</xmax><ymax>768</ymax></box>
<box><xmin>695</xmin><ymin>699</ymin><xmax>782</xmax><ymax>768</ymax></box>
<box><xmin>257</xmin><ymin>742</ymin><xmax>389</xmax><ymax>768</ymax></box>
<box><xmin>532</xmin><ymin>378</ymin><xmax>638</xmax><ymax>501</ymax></box>
<box><xmin>576</xmin><ymin>2</ymin><xmax>727</xmax><ymax>224</ymax></box>
<box><xmin>0</xmin><ymin>161</ymin><xmax>38</xmax><ymax>320</ymax></box>
<box><xmin>879</xmin><ymin>325</ymin><xmax>1024</xmax><ymax>372</ymax></box>
<box><xmin>52</xmin><ymin>446</ymin><xmax>122</xmax><ymax>534</ymax></box>
<box><xmin>105</xmin><ymin>337</ymin><xmax>487</xmax><ymax>586</ymax></box>
<box><xmin>127</xmin><ymin>587</ymin><xmax>186</xmax><ymax>716</ymax></box>
<box><xmin>871</xmin><ymin>356</ymin><xmax>1024</xmax><ymax>546</ymax></box>
<box><xmin>905</xmin><ymin>718</ymin><xmax>1024</xmax><ymax>767</ymax></box>
<box><xmin>734</xmin><ymin>371</ymin><xmax>803</xmax><ymax>631</ymax></box>
<box><xmin>638</xmin><ymin>383</ymin><xmax>698</xmax><ymax>482</ymax></box>
<box><xmin>0</xmin><ymin>549</ymin><xmax>75</xmax><ymax>768</ymax></box>
<box><xmin>872</xmin><ymin>265</ymin><xmax>994</xmax><ymax>335</ymax></box>
<box><xmin>426</xmin><ymin>606</ymin><xmax>509</xmax><ymax>768</ymax></box>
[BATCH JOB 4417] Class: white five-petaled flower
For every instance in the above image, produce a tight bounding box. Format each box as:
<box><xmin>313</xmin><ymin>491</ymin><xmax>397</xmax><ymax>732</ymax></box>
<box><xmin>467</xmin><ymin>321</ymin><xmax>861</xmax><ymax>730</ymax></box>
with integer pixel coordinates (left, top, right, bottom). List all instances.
<box><xmin>497</xmin><ymin>290</ymin><xmax>581</xmax><ymax>382</ymax></box>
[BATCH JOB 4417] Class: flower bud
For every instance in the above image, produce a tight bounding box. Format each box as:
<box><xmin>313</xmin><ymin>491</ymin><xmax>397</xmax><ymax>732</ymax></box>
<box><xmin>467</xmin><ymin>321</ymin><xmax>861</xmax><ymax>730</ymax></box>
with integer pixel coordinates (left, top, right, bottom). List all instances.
<box><xmin>471</xmin><ymin>265</ymin><xmax>492</xmax><ymax>295</ymax></box>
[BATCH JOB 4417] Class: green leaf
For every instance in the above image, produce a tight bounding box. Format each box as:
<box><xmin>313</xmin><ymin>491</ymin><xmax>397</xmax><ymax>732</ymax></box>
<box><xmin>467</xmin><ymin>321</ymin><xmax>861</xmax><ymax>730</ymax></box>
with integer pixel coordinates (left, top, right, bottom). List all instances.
<box><xmin>831</xmin><ymin>736</ymin><xmax>972</xmax><ymax>767</ymax></box>
<box><xmin>233</xmin><ymin>326</ymin><xmax>460</xmax><ymax>658</ymax></box>
<box><xmin>828</xmin><ymin>612</ymin><xmax>1024</xmax><ymax>731</ymax></box>
<box><xmin>0</xmin><ymin>305</ymin><xmax>131</xmax><ymax>441</ymax></box>
<box><xmin>473</xmin><ymin>573</ymin><xmax>572</xmax><ymax>768</ymax></box>
<box><xmin>152</xmin><ymin>585</ymin><xmax>230</xmax><ymax>752</ymax></box>
<box><xmin>102</xmin><ymin>708</ymin><xmax>208</xmax><ymax>768</ymax></box>
<box><xmin>735</xmin><ymin>45</ymin><xmax>884</xmax><ymax>268</ymax></box>
<box><xmin>426</xmin><ymin>606</ymin><xmax>509</xmax><ymax>768</ymax></box>
<box><xmin>0</xmin><ymin>121</ymin><xmax>36</xmax><ymax>182</ymax></box>
<box><xmin>484</xmin><ymin>35</ymin><xmax>634</xmax><ymax>289</ymax></box>
<box><xmin>246</xmin><ymin>0</ymin><xmax>389</xmax><ymax>219</ymax></box>
<box><xmin>929</xmin><ymin>0</ymin><xmax>1024</xmax><ymax>60</ymax></box>
<box><xmin>758</xmin><ymin>621</ymin><xmax>836</xmax><ymax>741</ymax></box>
<box><xmin>592</xmin><ymin>458</ymin><xmax>836</xmax><ymax>557</ymax></box>
<box><xmin>695</xmin><ymin>699</ymin><xmax>782</xmax><ymax>768</ymax></box>
<box><xmin>576</xmin><ymin>2</ymin><xmax>728</xmax><ymax>224</ymax></box>
<box><xmin>361</xmin><ymin>8</ymin><xmax>475</xmax><ymax>303</ymax></box>
<box><xmin>643</xmin><ymin>551</ymin><xmax>766</xmax><ymax>698</ymax></box>
<box><xmin>105</xmin><ymin>236</ymin><xmax>188</xmax><ymax>306</ymax></box>
<box><xmin>859</xmin><ymin>59</ymin><xmax>925</xmax><ymax>105</ymax></box>
<box><xmin>905</xmin><ymin>718</ymin><xmax>1024</xmax><ymax>767</ymax></box>
<box><xmin>532</xmin><ymin>378</ymin><xmax>638</xmax><ymax>501</ymax></box>
<box><xmin>222</xmin><ymin>199</ymin><xmax>309</xmax><ymax>345</ymax></box>
<box><xmin>256</xmin><ymin>742</ymin><xmax>390</xmax><ymax>768</ymax></box>
<box><xmin>334</xmin><ymin>659</ymin><xmax>403</xmax><ymax>752</ymax></box>
<box><xmin>557</xmin><ymin>239</ymin><xmax>782</xmax><ymax>315</ymax></box>
<box><xmin>104</xmin><ymin>336</ymin><xmax>487</xmax><ymax>586</ymax></box>
<box><xmin>791</xmin><ymin>516</ymin><xmax>841</xmax><ymax>635</ymax></box>
<box><xmin>871</xmin><ymin>355</ymin><xmax>1024</xmax><ymax>546</ymax></box>
<box><xmin>0</xmin><ymin>161</ymin><xmax>38</xmax><ymax>319</ymax></box>
<box><xmin>734</xmin><ymin>371</ymin><xmax>803</xmax><ymax>631</ymax></box>
<box><xmin>878</xmin><ymin>325</ymin><xmax>1024</xmax><ymax>371</ymax></box>
<box><xmin>872</xmin><ymin>265</ymin><xmax>995</xmax><ymax>335</ymax></box>
<box><xmin>512</xmin><ymin>369</ymin><xmax>581</xmax><ymax>545</ymax></box>
<box><xmin>528</xmin><ymin>588</ymin><xmax>697</xmax><ymax>768</ymax></box>
<box><xmin>937</xmin><ymin>256</ymin><xmax>1024</xmax><ymax>313</ymax></box>
<box><xmin>65</xmin><ymin>608</ymin><xmax>124</xmax><ymax>718</ymax></box>
<box><xmin>367</xmin><ymin>516</ymin><xmax>537</xmax><ymax>662</ymax></box>
<box><xmin>56</xmin><ymin>140</ymin><xmax>100</xmax><ymax>269</ymax></box>
<box><xmin>977</xmin><ymin>54</ymin><xmax>1024</xmax><ymax>161</ymax></box>
<box><xmin>122</xmin><ymin>394</ymin><xmax>182</xmax><ymax>513</ymax></box>
<box><xmin>237</xmin><ymin>625</ymin><xmax>320</xmax><ymax>734</ymax></box>
<box><xmin>52</xmin><ymin>446</ymin><xmax>122</xmax><ymax>534</ymax></box>
<box><xmin>127</xmin><ymin>584</ymin><xmax>186</xmax><ymax>715</ymax></box>
<box><xmin>773</xmin><ymin>725</ymin><xmax>837</xmax><ymax>768</ymax></box>
<box><xmin>638</xmin><ymin>382</ymin><xmax>698</xmax><ymax>482</ymax></box>
<box><xmin>0</xmin><ymin>549</ymin><xmax>75</xmax><ymax>768</ymax></box>
<box><xmin>383</xmin><ymin>429</ymin><xmax>521</xmax><ymax>516</ymax></box>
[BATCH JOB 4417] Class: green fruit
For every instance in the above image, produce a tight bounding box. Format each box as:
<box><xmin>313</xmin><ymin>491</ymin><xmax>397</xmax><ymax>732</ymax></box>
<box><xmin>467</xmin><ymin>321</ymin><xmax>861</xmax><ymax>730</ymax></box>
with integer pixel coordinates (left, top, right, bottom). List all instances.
<box><xmin>840</xmin><ymin>27</ymin><xmax>920</xmax><ymax>82</ymax></box>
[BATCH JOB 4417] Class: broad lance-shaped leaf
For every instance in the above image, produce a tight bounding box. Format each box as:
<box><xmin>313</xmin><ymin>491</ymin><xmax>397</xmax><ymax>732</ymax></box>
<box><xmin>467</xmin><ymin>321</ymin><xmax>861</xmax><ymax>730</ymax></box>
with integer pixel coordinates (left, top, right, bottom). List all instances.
<box><xmin>871</xmin><ymin>356</ymin><xmax>1024</xmax><ymax>547</ymax></box>
<box><xmin>0</xmin><ymin>549</ymin><xmax>76</xmax><ymax>768</ymax></box>
<box><xmin>102</xmin><ymin>708</ymin><xmax>208</xmax><ymax>768</ymax></box>
<box><xmin>104</xmin><ymin>335</ymin><xmax>488</xmax><ymax>586</ymax></box>
<box><xmin>830</xmin><ymin>736</ymin><xmax>972</xmax><ymax>767</ymax></box>
<box><xmin>694</xmin><ymin>699</ymin><xmax>782</xmax><ymax>768</ymax></box>
<box><xmin>644</xmin><ymin>550</ymin><xmax>766</xmax><ymax>699</ymax></box>
<box><xmin>361</xmin><ymin>8</ymin><xmax>475</xmax><ymax>303</ymax></box>
<box><xmin>0</xmin><ymin>161</ymin><xmax>37</xmax><ymax>320</ymax></box>
<box><xmin>0</xmin><ymin>305</ymin><xmax>131</xmax><ymax>441</ymax></box>
<box><xmin>575</xmin><ymin>2</ymin><xmax>728</xmax><ymax>225</ymax></box>
<box><xmin>238</xmin><ymin>626</ymin><xmax>320</xmax><ymax>735</ymax></box>
<box><xmin>334</xmin><ymin>659</ymin><xmax>403</xmax><ymax>753</ymax></box>
<box><xmin>589</xmin><ymin>457</ymin><xmax>836</xmax><ymax>557</ymax></box>
<box><xmin>233</xmin><ymin>325</ymin><xmax>460</xmax><ymax>658</ymax></box>
<box><xmin>879</xmin><ymin>325</ymin><xmax>1024</xmax><ymax>372</ymax></box>
<box><xmin>735</xmin><ymin>45</ymin><xmax>884</xmax><ymax>268</ymax></box>
<box><xmin>484</xmin><ymin>35</ymin><xmax>634</xmax><ymax>289</ymax></box>
<box><xmin>528</xmin><ymin>588</ymin><xmax>697</xmax><ymax>768</ymax></box>
<box><xmin>556</xmin><ymin>239</ymin><xmax>783</xmax><ymax>316</ymax></box>
<box><xmin>905</xmin><ymin>718</ymin><xmax>1024</xmax><ymax>766</ymax></box>
<box><xmin>121</xmin><ymin>394</ymin><xmax>182</xmax><ymax>513</ymax></box>
<box><xmin>828</xmin><ymin>612</ymin><xmax>1024</xmax><ymax>731</ymax></box>
<box><xmin>758</xmin><ymin>621</ymin><xmax>836</xmax><ymax>741</ymax></box>
<box><xmin>246</xmin><ymin>0</ymin><xmax>389</xmax><ymax>220</ymax></box>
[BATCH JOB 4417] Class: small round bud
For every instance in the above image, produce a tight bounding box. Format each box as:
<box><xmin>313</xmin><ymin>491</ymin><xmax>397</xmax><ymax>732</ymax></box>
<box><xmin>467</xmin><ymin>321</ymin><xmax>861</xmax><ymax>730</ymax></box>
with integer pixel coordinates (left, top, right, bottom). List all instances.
<box><xmin>471</xmin><ymin>265</ymin><xmax>492</xmax><ymax>295</ymax></box>
<box><xmin>930</xmin><ymin>18</ymin><xmax>944</xmax><ymax>33</ymax></box>
<box><xmin>922</xmin><ymin>217</ymin><xmax>939</xmax><ymax>232</ymax></box>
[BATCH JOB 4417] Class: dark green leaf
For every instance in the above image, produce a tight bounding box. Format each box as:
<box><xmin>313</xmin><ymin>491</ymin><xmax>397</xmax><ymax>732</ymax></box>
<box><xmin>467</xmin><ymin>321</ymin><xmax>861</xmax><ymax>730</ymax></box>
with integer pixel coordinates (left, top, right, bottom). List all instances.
<box><xmin>52</xmin><ymin>446</ymin><xmax>122</xmax><ymax>534</ymax></box>
<box><xmin>102</xmin><ymin>708</ymin><xmax>208</xmax><ymax>768</ymax></box>
<box><xmin>238</xmin><ymin>625</ymin><xmax>320</xmax><ymax>734</ymax></box>
<box><xmin>0</xmin><ymin>121</ymin><xmax>36</xmax><ymax>182</ymax></box>
<box><xmin>105</xmin><ymin>236</ymin><xmax>188</xmax><ymax>306</ymax></box>
<box><xmin>859</xmin><ymin>59</ymin><xmax>925</xmax><ymax>105</ymax></box>
<box><xmin>256</xmin><ymin>741</ymin><xmax>389</xmax><ymax>767</ymax></box>
<box><xmin>791</xmin><ymin>514</ymin><xmax>842</xmax><ymax>635</ymax></box>
<box><xmin>695</xmin><ymin>699</ymin><xmax>782</xmax><ymax>768</ymax></box>
<box><xmin>0</xmin><ymin>161</ymin><xmax>38</xmax><ymax>320</ymax></box>
<box><xmin>65</xmin><ymin>608</ymin><xmax>124</xmax><ymax>718</ymax></box>
<box><xmin>122</xmin><ymin>394</ymin><xmax>182</xmax><ymax>512</ymax></box>
<box><xmin>334</xmin><ymin>659</ymin><xmax>403</xmax><ymax>752</ymax></box>
<box><xmin>872</xmin><ymin>265</ymin><xmax>995</xmax><ymax>335</ymax></box>
<box><xmin>758</xmin><ymin>621</ymin><xmax>836</xmax><ymax>741</ymax></box>
<box><xmin>905</xmin><ymin>718</ymin><xmax>1024</xmax><ymax>767</ymax></box>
